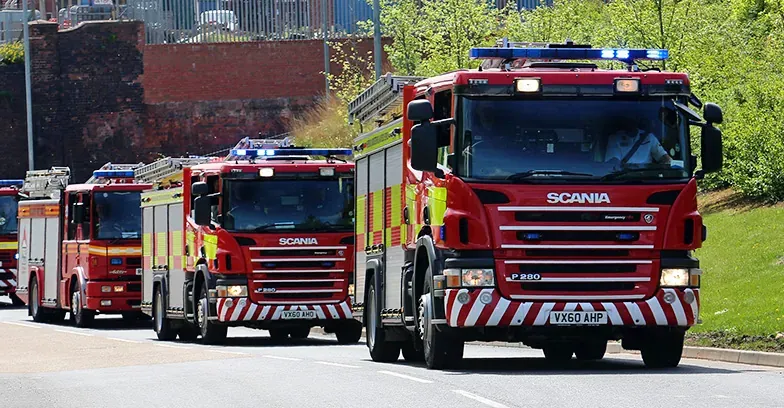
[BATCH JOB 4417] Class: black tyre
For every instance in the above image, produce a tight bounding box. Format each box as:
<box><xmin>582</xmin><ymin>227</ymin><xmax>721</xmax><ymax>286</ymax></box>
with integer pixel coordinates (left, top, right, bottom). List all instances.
<box><xmin>420</xmin><ymin>267</ymin><xmax>464</xmax><ymax>370</ymax></box>
<box><xmin>122</xmin><ymin>311</ymin><xmax>149</xmax><ymax>322</ymax></box>
<box><xmin>9</xmin><ymin>292</ymin><xmax>25</xmax><ymax>307</ymax></box>
<box><xmin>401</xmin><ymin>340</ymin><xmax>425</xmax><ymax>362</ymax></box>
<box><xmin>48</xmin><ymin>310</ymin><xmax>66</xmax><ymax>323</ymax></box>
<box><xmin>366</xmin><ymin>280</ymin><xmax>400</xmax><ymax>362</ymax></box>
<box><xmin>269</xmin><ymin>329</ymin><xmax>289</xmax><ymax>341</ymax></box>
<box><xmin>335</xmin><ymin>320</ymin><xmax>362</xmax><ymax>345</ymax></box>
<box><xmin>70</xmin><ymin>287</ymin><xmax>94</xmax><ymax>328</ymax></box>
<box><xmin>289</xmin><ymin>327</ymin><xmax>311</xmax><ymax>340</ymax></box>
<box><xmin>197</xmin><ymin>284</ymin><xmax>228</xmax><ymax>345</ymax></box>
<box><xmin>575</xmin><ymin>341</ymin><xmax>607</xmax><ymax>361</ymax></box>
<box><xmin>543</xmin><ymin>343</ymin><xmax>574</xmax><ymax>363</ymax></box>
<box><xmin>153</xmin><ymin>288</ymin><xmax>177</xmax><ymax>341</ymax></box>
<box><xmin>29</xmin><ymin>279</ymin><xmax>47</xmax><ymax>323</ymax></box>
<box><xmin>177</xmin><ymin>324</ymin><xmax>200</xmax><ymax>342</ymax></box>
<box><xmin>641</xmin><ymin>330</ymin><xmax>684</xmax><ymax>369</ymax></box>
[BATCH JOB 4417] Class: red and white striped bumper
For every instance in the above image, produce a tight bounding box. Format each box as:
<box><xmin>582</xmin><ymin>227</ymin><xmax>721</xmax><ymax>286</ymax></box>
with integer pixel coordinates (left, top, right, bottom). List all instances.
<box><xmin>0</xmin><ymin>269</ymin><xmax>17</xmax><ymax>293</ymax></box>
<box><xmin>444</xmin><ymin>288</ymin><xmax>699</xmax><ymax>328</ymax></box>
<box><xmin>216</xmin><ymin>298</ymin><xmax>354</xmax><ymax>323</ymax></box>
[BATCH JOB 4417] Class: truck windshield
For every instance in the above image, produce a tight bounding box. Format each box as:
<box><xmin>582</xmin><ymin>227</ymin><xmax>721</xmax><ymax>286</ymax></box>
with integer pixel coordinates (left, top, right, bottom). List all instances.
<box><xmin>0</xmin><ymin>196</ymin><xmax>18</xmax><ymax>235</ymax></box>
<box><xmin>455</xmin><ymin>96</ymin><xmax>690</xmax><ymax>182</ymax></box>
<box><xmin>223</xmin><ymin>178</ymin><xmax>354</xmax><ymax>232</ymax></box>
<box><xmin>93</xmin><ymin>192</ymin><xmax>142</xmax><ymax>240</ymax></box>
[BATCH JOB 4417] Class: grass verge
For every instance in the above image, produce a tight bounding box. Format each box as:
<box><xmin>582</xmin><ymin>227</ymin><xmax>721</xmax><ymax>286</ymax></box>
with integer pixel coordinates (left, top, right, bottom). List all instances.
<box><xmin>687</xmin><ymin>189</ymin><xmax>784</xmax><ymax>352</ymax></box>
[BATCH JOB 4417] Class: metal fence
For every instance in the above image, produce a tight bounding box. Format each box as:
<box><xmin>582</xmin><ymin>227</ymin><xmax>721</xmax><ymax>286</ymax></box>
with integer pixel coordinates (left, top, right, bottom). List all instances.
<box><xmin>0</xmin><ymin>1</ymin><xmax>41</xmax><ymax>44</ymax></box>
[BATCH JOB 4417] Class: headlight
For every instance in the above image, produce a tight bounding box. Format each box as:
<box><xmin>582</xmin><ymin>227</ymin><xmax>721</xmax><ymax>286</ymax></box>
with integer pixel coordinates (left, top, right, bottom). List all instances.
<box><xmin>101</xmin><ymin>285</ymin><xmax>112</xmax><ymax>293</ymax></box>
<box><xmin>348</xmin><ymin>284</ymin><xmax>355</xmax><ymax>296</ymax></box>
<box><xmin>216</xmin><ymin>285</ymin><xmax>248</xmax><ymax>297</ymax></box>
<box><xmin>660</xmin><ymin>268</ymin><xmax>689</xmax><ymax>287</ymax></box>
<box><xmin>114</xmin><ymin>285</ymin><xmax>124</xmax><ymax>292</ymax></box>
<box><xmin>462</xmin><ymin>269</ymin><xmax>495</xmax><ymax>287</ymax></box>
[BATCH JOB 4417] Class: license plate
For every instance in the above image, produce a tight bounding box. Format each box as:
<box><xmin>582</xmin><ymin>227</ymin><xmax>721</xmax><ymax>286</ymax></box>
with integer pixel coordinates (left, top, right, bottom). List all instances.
<box><xmin>549</xmin><ymin>311</ymin><xmax>607</xmax><ymax>325</ymax></box>
<box><xmin>281</xmin><ymin>310</ymin><xmax>317</xmax><ymax>320</ymax></box>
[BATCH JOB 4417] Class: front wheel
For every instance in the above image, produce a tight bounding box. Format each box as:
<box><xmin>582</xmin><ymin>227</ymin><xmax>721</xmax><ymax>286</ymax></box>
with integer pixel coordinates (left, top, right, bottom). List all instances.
<box><xmin>641</xmin><ymin>330</ymin><xmax>684</xmax><ymax>369</ymax></box>
<box><xmin>575</xmin><ymin>341</ymin><xmax>607</xmax><ymax>361</ymax></box>
<box><xmin>543</xmin><ymin>344</ymin><xmax>574</xmax><ymax>363</ymax></box>
<box><xmin>269</xmin><ymin>329</ymin><xmax>289</xmax><ymax>341</ymax></box>
<box><xmin>197</xmin><ymin>284</ymin><xmax>227</xmax><ymax>345</ymax></box>
<box><xmin>335</xmin><ymin>320</ymin><xmax>362</xmax><ymax>344</ymax></box>
<box><xmin>9</xmin><ymin>293</ymin><xmax>25</xmax><ymax>307</ymax></box>
<box><xmin>29</xmin><ymin>279</ymin><xmax>47</xmax><ymax>323</ymax></box>
<box><xmin>419</xmin><ymin>271</ymin><xmax>464</xmax><ymax>370</ymax></box>
<box><xmin>365</xmin><ymin>281</ymin><xmax>400</xmax><ymax>362</ymax></box>
<box><xmin>70</xmin><ymin>288</ymin><xmax>94</xmax><ymax>328</ymax></box>
<box><xmin>289</xmin><ymin>327</ymin><xmax>311</xmax><ymax>340</ymax></box>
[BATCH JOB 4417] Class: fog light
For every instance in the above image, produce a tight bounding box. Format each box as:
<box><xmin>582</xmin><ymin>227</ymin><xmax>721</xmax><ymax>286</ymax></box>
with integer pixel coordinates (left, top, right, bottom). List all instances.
<box><xmin>114</xmin><ymin>285</ymin><xmax>124</xmax><ymax>292</ymax></box>
<box><xmin>456</xmin><ymin>292</ymin><xmax>470</xmax><ymax>304</ymax></box>
<box><xmin>515</xmin><ymin>78</ymin><xmax>541</xmax><ymax>93</ymax></box>
<box><xmin>319</xmin><ymin>167</ymin><xmax>335</xmax><ymax>177</ymax></box>
<box><xmin>259</xmin><ymin>168</ymin><xmax>274</xmax><ymax>177</ymax></box>
<box><xmin>461</xmin><ymin>269</ymin><xmax>494</xmax><ymax>287</ymax></box>
<box><xmin>683</xmin><ymin>290</ymin><xmax>696</xmax><ymax>304</ymax></box>
<box><xmin>615</xmin><ymin>78</ymin><xmax>640</xmax><ymax>93</ymax></box>
<box><xmin>217</xmin><ymin>285</ymin><xmax>248</xmax><ymax>297</ymax></box>
<box><xmin>225</xmin><ymin>298</ymin><xmax>234</xmax><ymax>308</ymax></box>
<box><xmin>663</xmin><ymin>291</ymin><xmax>676</xmax><ymax>304</ymax></box>
<box><xmin>100</xmin><ymin>300</ymin><xmax>112</xmax><ymax>306</ymax></box>
<box><xmin>101</xmin><ymin>286</ymin><xmax>111</xmax><ymax>293</ymax></box>
<box><xmin>348</xmin><ymin>284</ymin><xmax>355</xmax><ymax>296</ymax></box>
<box><xmin>479</xmin><ymin>292</ymin><xmax>493</xmax><ymax>304</ymax></box>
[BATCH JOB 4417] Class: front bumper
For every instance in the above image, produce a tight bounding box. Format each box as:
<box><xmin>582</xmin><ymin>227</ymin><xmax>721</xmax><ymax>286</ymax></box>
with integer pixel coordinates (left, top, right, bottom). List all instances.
<box><xmin>444</xmin><ymin>287</ymin><xmax>699</xmax><ymax>328</ymax></box>
<box><xmin>84</xmin><ymin>281</ymin><xmax>142</xmax><ymax>311</ymax></box>
<box><xmin>0</xmin><ymin>268</ymin><xmax>17</xmax><ymax>294</ymax></box>
<box><xmin>215</xmin><ymin>297</ymin><xmax>354</xmax><ymax>323</ymax></box>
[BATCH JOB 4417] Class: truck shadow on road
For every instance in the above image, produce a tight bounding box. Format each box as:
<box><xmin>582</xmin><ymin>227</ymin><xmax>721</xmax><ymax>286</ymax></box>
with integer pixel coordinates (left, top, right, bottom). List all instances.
<box><xmin>24</xmin><ymin>316</ymin><xmax>152</xmax><ymax>331</ymax></box>
<box><xmin>203</xmin><ymin>336</ymin><xmax>340</xmax><ymax>348</ymax></box>
<box><xmin>403</xmin><ymin>357</ymin><xmax>761</xmax><ymax>376</ymax></box>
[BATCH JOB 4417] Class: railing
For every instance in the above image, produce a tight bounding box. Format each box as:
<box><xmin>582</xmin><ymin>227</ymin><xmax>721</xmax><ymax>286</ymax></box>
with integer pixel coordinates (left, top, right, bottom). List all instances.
<box><xmin>0</xmin><ymin>2</ymin><xmax>40</xmax><ymax>44</ymax></box>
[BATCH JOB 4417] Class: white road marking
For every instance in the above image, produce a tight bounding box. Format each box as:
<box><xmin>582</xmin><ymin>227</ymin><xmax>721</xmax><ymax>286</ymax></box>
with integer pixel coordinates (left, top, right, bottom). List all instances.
<box><xmin>207</xmin><ymin>349</ymin><xmax>249</xmax><ymax>356</ymax></box>
<box><xmin>154</xmin><ymin>343</ymin><xmax>192</xmax><ymax>349</ymax></box>
<box><xmin>315</xmin><ymin>361</ymin><xmax>360</xmax><ymax>368</ymax></box>
<box><xmin>453</xmin><ymin>390</ymin><xmax>511</xmax><ymax>408</ymax></box>
<box><xmin>3</xmin><ymin>321</ymin><xmax>41</xmax><ymax>329</ymax></box>
<box><xmin>54</xmin><ymin>329</ymin><xmax>93</xmax><ymax>337</ymax></box>
<box><xmin>262</xmin><ymin>355</ymin><xmax>302</xmax><ymax>361</ymax></box>
<box><xmin>107</xmin><ymin>337</ymin><xmax>142</xmax><ymax>344</ymax></box>
<box><xmin>377</xmin><ymin>370</ymin><xmax>433</xmax><ymax>384</ymax></box>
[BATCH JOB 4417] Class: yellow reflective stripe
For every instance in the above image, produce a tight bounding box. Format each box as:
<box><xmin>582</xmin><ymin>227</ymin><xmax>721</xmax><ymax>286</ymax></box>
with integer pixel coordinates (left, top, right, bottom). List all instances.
<box><xmin>428</xmin><ymin>186</ymin><xmax>447</xmax><ymax>226</ymax></box>
<box><xmin>171</xmin><ymin>231</ymin><xmax>183</xmax><ymax>255</ymax></box>
<box><xmin>0</xmin><ymin>242</ymin><xmax>17</xmax><ymax>250</ymax></box>
<box><xmin>356</xmin><ymin>194</ymin><xmax>366</xmax><ymax>244</ymax></box>
<box><xmin>372</xmin><ymin>190</ymin><xmax>383</xmax><ymax>244</ymax></box>
<box><xmin>203</xmin><ymin>234</ymin><xmax>218</xmax><ymax>260</ymax></box>
<box><xmin>142</xmin><ymin>233</ymin><xmax>152</xmax><ymax>255</ymax></box>
<box><xmin>155</xmin><ymin>232</ymin><xmax>167</xmax><ymax>263</ymax></box>
<box><xmin>390</xmin><ymin>184</ymin><xmax>402</xmax><ymax>227</ymax></box>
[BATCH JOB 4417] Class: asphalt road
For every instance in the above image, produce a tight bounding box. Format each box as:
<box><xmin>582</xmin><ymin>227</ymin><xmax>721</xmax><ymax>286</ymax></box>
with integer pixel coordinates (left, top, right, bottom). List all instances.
<box><xmin>1</xmin><ymin>298</ymin><xmax>782</xmax><ymax>408</ymax></box>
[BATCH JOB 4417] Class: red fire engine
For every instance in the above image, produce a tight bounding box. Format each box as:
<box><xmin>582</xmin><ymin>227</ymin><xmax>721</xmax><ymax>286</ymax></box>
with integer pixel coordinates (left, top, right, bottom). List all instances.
<box><xmin>348</xmin><ymin>40</ymin><xmax>723</xmax><ymax>369</ymax></box>
<box><xmin>138</xmin><ymin>138</ymin><xmax>362</xmax><ymax>344</ymax></box>
<box><xmin>0</xmin><ymin>179</ymin><xmax>24</xmax><ymax>306</ymax></box>
<box><xmin>17</xmin><ymin>164</ymin><xmax>151</xmax><ymax>326</ymax></box>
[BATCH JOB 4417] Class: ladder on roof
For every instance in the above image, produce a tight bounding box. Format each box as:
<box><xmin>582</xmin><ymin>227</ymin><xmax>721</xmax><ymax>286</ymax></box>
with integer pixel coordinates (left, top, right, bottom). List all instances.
<box><xmin>134</xmin><ymin>156</ymin><xmax>215</xmax><ymax>187</ymax></box>
<box><xmin>20</xmin><ymin>167</ymin><xmax>72</xmax><ymax>200</ymax></box>
<box><xmin>348</xmin><ymin>73</ymin><xmax>424</xmax><ymax>126</ymax></box>
<box><xmin>84</xmin><ymin>162</ymin><xmax>145</xmax><ymax>184</ymax></box>
<box><xmin>224</xmin><ymin>137</ymin><xmax>298</xmax><ymax>162</ymax></box>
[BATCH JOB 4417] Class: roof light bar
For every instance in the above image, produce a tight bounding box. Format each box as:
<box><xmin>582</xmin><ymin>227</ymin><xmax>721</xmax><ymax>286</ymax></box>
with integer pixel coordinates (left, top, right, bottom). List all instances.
<box><xmin>469</xmin><ymin>47</ymin><xmax>669</xmax><ymax>62</ymax></box>
<box><xmin>0</xmin><ymin>179</ymin><xmax>24</xmax><ymax>187</ymax></box>
<box><xmin>92</xmin><ymin>170</ymin><xmax>135</xmax><ymax>178</ymax></box>
<box><xmin>230</xmin><ymin>148</ymin><xmax>353</xmax><ymax>158</ymax></box>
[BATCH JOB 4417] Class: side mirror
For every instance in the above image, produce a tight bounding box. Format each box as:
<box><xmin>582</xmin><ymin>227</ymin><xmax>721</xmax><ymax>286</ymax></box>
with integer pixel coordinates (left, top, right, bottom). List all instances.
<box><xmin>700</xmin><ymin>125</ymin><xmax>723</xmax><ymax>174</ymax></box>
<box><xmin>193</xmin><ymin>196</ymin><xmax>212</xmax><ymax>226</ymax></box>
<box><xmin>407</xmin><ymin>100</ymin><xmax>434</xmax><ymax>122</ymax></box>
<box><xmin>74</xmin><ymin>202</ymin><xmax>85</xmax><ymax>224</ymax></box>
<box><xmin>192</xmin><ymin>181</ymin><xmax>209</xmax><ymax>196</ymax></box>
<box><xmin>410</xmin><ymin>122</ymin><xmax>439</xmax><ymax>173</ymax></box>
<box><xmin>703</xmin><ymin>102</ymin><xmax>723</xmax><ymax>125</ymax></box>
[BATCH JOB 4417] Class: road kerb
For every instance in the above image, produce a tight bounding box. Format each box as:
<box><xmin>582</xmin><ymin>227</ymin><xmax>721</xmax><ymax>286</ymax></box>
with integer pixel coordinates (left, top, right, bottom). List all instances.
<box><xmin>315</xmin><ymin>328</ymin><xmax>784</xmax><ymax>368</ymax></box>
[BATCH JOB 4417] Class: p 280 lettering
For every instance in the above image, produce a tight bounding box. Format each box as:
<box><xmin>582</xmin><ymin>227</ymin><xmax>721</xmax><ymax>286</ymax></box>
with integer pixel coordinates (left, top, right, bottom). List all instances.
<box><xmin>510</xmin><ymin>273</ymin><xmax>541</xmax><ymax>281</ymax></box>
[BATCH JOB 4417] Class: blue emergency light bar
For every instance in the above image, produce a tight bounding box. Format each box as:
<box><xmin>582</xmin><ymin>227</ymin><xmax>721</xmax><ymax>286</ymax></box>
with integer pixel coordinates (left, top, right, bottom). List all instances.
<box><xmin>0</xmin><ymin>179</ymin><xmax>24</xmax><ymax>187</ymax></box>
<box><xmin>469</xmin><ymin>47</ymin><xmax>669</xmax><ymax>62</ymax></box>
<box><xmin>230</xmin><ymin>148</ymin><xmax>353</xmax><ymax>157</ymax></box>
<box><xmin>92</xmin><ymin>170</ymin><xmax>135</xmax><ymax>178</ymax></box>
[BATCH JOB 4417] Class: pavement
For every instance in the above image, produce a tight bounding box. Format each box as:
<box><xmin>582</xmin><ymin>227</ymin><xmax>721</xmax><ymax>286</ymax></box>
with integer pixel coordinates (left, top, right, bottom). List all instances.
<box><xmin>1</xmin><ymin>299</ymin><xmax>783</xmax><ymax>408</ymax></box>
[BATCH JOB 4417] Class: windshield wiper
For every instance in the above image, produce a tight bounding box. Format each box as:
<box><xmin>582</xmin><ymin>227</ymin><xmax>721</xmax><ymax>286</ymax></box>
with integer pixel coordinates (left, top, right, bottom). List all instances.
<box><xmin>507</xmin><ymin>170</ymin><xmax>593</xmax><ymax>181</ymax></box>
<box><xmin>600</xmin><ymin>166</ymin><xmax>672</xmax><ymax>181</ymax></box>
<box><xmin>252</xmin><ymin>223</ymin><xmax>295</xmax><ymax>232</ymax></box>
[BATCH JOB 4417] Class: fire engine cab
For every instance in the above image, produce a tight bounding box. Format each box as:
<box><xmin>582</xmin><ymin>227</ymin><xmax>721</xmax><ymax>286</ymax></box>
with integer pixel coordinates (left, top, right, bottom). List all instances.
<box><xmin>0</xmin><ymin>179</ymin><xmax>24</xmax><ymax>306</ymax></box>
<box><xmin>17</xmin><ymin>164</ymin><xmax>150</xmax><ymax>326</ymax></box>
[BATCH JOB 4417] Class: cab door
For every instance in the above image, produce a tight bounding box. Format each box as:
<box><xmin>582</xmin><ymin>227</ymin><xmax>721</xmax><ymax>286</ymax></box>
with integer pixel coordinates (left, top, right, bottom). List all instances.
<box><xmin>61</xmin><ymin>192</ymin><xmax>79</xmax><ymax>304</ymax></box>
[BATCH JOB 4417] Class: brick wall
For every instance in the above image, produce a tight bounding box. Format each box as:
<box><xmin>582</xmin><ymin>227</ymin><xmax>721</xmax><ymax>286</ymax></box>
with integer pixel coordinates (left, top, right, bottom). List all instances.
<box><xmin>0</xmin><ymin>21</ymin><xmax>389</xmax><ymax>180</ymax></box>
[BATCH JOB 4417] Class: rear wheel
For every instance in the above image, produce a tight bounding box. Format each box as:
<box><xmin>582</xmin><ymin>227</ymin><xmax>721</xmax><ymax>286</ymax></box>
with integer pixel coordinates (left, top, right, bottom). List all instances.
<box><xmin>153</xmin><ymin>288</ymin><xmax>177</xmax><ymax>341</ymax></box>
<box><xmin>269</xmin><ymin>329</ymin><xmax>289</xmax><ymax>341</ymax></box>
<box><xmin>9</xmin><ymin>293</ymin><xmax>25</xmax><ymax>307</ymax></box>
<box><xmin>70</xmin><ymin>287</ymin><xmax>94</xmax><ymax>328</ymax></box>
<box><xmin>366</xmin><ymin>280</ymin><xmax>400</xmax><ymax>362</ymax></box>
<box><xmin>177</xmin><ymin>324</ymin><xmax>199</xmax><ymax>342</ymax></box>
<box><xmin>289</xmin><ymin>327</ymin><xmax>311</xmax><ymax>340</ymax></box>
<box><xmin>29</xmin><ymin>279</ymin><xmax>47</xmax><ymax>323</ymax></box>
<box><xmin>335</xmin><ymin>320</ymin><xmax>362</xmax><ymax>344</ymax></box>
<box><xmin>401</xmin><ymin>340</ymin><xmax>425</xmax><ymax>362</ymax></box>
<box><xmin>543</xmin><ymin>343</ymin><xmax>574</xmax><ymax>363</ymax></box>
<box><xmin>197</xmin><ymin>284</ymin><xmax>227</xmax><ymax>345</ymax></box>
<box><xmin>575</xmin><ymin>341</ymin><xmax>607</xmax><ymax>361</ymax></box>
<box><xmin>641</xmin><ymin>330</ymin><xmax>684</xmax><ymax>369</ymax></box>
<box><xmin>420</xmin><ymin>269</ymin><xmax>464</xmax><ymax>370</ymax></box>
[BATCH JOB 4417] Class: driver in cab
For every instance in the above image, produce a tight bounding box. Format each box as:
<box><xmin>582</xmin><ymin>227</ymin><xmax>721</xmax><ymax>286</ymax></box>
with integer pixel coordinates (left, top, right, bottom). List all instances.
<box><xmin>605</xmin><ymin>117</ymin><xmax>672</xmax><ymax>166</ymax></box>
